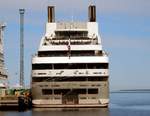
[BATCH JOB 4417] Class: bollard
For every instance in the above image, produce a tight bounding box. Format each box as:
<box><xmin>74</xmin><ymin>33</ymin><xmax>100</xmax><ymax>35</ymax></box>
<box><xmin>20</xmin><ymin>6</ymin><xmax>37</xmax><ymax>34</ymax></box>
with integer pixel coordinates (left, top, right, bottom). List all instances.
<box><xmin>18</xmin><ymin>96</ymin><xmax>25</xmax><ymax>111</ymax></box>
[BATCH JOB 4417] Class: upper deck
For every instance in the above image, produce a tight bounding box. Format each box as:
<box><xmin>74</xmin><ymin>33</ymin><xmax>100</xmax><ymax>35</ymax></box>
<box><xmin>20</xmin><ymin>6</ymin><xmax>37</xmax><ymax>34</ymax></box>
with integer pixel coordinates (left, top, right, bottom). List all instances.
<box><xmin>32</xmin><ymin>5</ymin><xmax>108</xmax><ymax>64</ymax></box>
<box><xmin>38</xmin><ymin>21</ymin><xmax>102</xmax><ymax>51</ymax></box>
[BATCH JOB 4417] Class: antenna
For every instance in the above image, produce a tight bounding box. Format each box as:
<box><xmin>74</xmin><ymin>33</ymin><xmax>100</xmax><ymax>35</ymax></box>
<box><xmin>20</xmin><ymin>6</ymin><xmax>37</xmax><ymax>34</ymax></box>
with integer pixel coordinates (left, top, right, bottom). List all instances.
<box><xmin>70</xmin><ymin>0</ymin><xmax>75</xmax><ymax>22</ymax></box>
<box><xmin>89</xmin><ymin>0</ymin><xmax>94</xmax><ymax>5</ymax></box>
<box><xmin>19</xmin><ymin>9</ymin><xmax>25</xmax><ymax>88</ymax></box>
<box><xmin>89</xmin><ymin>0</ymin><xmax>93</xmax><ymax>5</ymax></box>
<box><xmin>71</xmin><ymin>14</ymin><xmax>74</xmax><ymax>22</ymax></box>
<box><xmin>71</xmin><ymin>8</ymin><xmax>74</xmax><ymax>22</ymax></box>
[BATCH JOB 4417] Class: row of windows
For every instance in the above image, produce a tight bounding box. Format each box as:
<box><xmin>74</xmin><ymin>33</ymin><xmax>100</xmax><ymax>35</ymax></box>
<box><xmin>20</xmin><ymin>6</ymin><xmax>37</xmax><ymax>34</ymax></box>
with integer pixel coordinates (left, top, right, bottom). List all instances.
<box><xmin>32</xmin><ymin>63</ymin><xmax>108</xmax><ymax>70</ymax></box>
<box><xmin>42</xmin><ymin>88</ymin><xmax>98</xmax><ymax>95</ymax></box>
<box><xmin>38</xmin><ymin>51</ymin><xmax>102</xmax><ymax>57</ymax></box>
<box><xmin>38</xmin><ymin>51</ymin><xmax>92</xmax><ymax>57</ymax></box>
<box><xmin>52</xmin><ymin>37</ymin><xmax>90</xmax><ymax>40</ymax></box>
<box><xmin>55</xmin><ymin>31</ymin><xmax>88</xmax><ymax>39</ymax></box>
<box><xmin>32</xmin><ymin>76</ymin><xmax>108</xmax><ymax>82</ymax></box>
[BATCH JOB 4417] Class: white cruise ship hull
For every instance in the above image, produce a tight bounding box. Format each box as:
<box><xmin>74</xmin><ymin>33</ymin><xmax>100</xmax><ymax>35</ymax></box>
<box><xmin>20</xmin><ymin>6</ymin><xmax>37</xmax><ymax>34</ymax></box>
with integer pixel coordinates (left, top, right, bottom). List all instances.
<box><xmin>31</xmin><ymin>5</ymin><xmax>109</xmax><ymax>108</ymax></box>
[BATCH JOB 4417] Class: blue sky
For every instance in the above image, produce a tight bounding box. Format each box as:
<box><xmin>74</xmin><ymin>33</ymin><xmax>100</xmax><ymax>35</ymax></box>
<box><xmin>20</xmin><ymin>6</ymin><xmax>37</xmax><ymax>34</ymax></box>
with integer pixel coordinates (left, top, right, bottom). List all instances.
<box><xmin>0</xmin><ymin>0</ymin><xmax>150</xmax><ymax>90</ymax></box>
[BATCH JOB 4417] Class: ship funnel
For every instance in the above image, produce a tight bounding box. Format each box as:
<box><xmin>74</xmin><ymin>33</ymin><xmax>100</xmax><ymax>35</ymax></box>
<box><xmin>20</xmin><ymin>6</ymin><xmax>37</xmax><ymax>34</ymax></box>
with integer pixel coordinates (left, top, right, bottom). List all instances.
<box><xmin>48</xmin><ymin>6</ymin><xmax>55</xmax><ymax>23</ymax></box>
<box><xmin>88</xmin><ymin>5</ymin><xmax>96</xmax><ymax>22</ymax></box>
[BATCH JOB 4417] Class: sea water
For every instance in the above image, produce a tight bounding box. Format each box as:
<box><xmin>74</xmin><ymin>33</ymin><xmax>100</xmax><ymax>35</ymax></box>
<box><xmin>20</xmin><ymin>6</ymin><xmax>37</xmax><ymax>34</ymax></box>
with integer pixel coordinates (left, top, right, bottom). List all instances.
<box><xmin>1</xmin><ymin>91</ymin><xmax>150</xmax><ymax>116</ymax></box>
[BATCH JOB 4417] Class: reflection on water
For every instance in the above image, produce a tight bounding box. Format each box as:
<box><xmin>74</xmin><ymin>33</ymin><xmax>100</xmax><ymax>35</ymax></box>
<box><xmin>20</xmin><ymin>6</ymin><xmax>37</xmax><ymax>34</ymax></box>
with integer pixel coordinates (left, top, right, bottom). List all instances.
<box><xmin>1</xmin><ymin>92</ymin><xmax>150</xmax><ymax>116</ymax></box>
<box><xmin>0</xmin><ymin>108</ymin><xmax>109</xmax><ymax>116</ymax></box>
<box><xmin>32</xmin><ymin>108</ymin><xmax>109</xmax><ymax>116</ymax></box>
<box><xmin>0</xmin><ymin>111</ymin><xmax>31</xmax><ymax>116</ymax></box>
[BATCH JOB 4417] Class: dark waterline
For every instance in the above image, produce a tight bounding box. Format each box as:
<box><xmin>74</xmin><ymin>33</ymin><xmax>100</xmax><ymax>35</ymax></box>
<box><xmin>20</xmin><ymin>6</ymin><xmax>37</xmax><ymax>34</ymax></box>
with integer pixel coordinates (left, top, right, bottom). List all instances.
<box><xmin>1</xmin><ymin>92</ymin><xmax>150</xmax><ymax>116</ymax></box>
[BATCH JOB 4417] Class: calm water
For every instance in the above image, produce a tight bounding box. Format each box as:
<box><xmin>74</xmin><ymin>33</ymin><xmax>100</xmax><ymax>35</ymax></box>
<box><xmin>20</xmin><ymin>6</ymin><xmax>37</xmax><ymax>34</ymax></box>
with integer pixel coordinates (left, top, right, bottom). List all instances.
<box><xmin>1</xmin><ymin>91</ymin><xmax>150</xmax><ymax>116</ymax></box>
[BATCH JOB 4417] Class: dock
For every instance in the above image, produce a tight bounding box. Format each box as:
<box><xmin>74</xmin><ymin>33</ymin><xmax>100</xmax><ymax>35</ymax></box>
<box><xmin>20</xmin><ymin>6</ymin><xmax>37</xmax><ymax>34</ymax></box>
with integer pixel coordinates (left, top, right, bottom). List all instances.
<box><xmin>0</xmin><ymin>89</ymin><xmax>32</xmax><ymax>111</ymax></box>
<box><xmin>0</xmin><ymin>95</ymin><xmax>18</xmax><ymax>107</ymax></box>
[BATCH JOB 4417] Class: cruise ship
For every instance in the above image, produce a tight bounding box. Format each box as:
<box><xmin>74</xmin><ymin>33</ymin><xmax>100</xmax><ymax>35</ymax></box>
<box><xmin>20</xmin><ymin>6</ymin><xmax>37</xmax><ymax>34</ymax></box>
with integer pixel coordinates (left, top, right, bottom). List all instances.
<box><xmin>31</xmin><ymin>5</ymin><xmax>109</xmax><ymax>108</ymax></box>
<box><xmin>0</xmin><ymin>23</ymin><xmax>8</xmax><ymax>96</ymax></box>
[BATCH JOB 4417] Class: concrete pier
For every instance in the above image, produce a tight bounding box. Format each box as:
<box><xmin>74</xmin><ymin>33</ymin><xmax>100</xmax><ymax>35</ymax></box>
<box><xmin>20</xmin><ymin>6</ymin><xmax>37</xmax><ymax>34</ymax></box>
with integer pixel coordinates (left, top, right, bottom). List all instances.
<box><xmin>0</xmin><ymin>92</ymin><xmax>32</xmax><ymax>111</ymax></box>
<box><xmin>0</xmin><ymin>95</ymin><xmax>32</xmax><ymax>111</ymax></box>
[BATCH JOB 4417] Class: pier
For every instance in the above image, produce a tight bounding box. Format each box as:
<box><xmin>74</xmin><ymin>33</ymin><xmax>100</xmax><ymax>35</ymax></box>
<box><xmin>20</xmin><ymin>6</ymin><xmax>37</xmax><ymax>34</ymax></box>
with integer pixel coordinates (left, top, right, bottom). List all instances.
<box><xmin>0</xmin><ymin>89</ymin><xmax>32</xmax><ymax>111</ymax></box>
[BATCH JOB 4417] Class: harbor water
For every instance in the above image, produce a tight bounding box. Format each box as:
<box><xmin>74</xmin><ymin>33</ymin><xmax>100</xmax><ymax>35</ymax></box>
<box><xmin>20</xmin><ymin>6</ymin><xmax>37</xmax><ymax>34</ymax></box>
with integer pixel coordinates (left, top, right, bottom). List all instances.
<box><xmin>1</xmin><ymin>91</ymin><xmax>150</xmax><ymax>116</ymax></box>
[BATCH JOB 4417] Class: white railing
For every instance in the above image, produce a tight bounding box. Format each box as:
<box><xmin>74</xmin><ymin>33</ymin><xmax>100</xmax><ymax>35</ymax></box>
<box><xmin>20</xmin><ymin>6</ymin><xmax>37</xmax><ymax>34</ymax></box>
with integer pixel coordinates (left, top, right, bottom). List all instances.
<box><xmin>38</xmin><ymin>45</ymin><xmax>102</xmax><ymax>51</ymax></box>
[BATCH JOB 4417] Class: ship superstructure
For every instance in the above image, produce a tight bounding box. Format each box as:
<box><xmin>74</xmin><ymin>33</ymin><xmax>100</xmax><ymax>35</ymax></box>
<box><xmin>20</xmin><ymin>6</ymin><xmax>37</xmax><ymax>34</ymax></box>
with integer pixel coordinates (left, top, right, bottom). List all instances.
<box><xmin>0</xmin><ymin>23</ymin><xmax>8</xmax><ymax>95</ymax></box>
<box><xmin>32</xmin><ymin>5</ymin><xmax>109</xmax><ymax>108</ymax></box>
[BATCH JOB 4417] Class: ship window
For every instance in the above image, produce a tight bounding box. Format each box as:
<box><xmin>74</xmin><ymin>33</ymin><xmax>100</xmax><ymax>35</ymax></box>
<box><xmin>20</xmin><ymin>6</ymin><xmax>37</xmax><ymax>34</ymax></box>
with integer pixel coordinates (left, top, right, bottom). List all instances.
<box><xmin>87</xmin><ymin>63</ymin><xmax>108</xmax><ymax>69</ymax></box>
<box><xmin>88</xmin><ymin>77</ymin><xmax>108</xmax><ymax>81</ymax></box>
<box><xmin>73</xmin><ymin>89</ymin><xmax>86</xmax><ymax>94</ymax></box>
<box><xmin>61</xmin><ymin>89</ymin><xmax>70</xmax><ymax>95</ymax></box>
<box><xmin>32</xmin><ymin>77</ymin><xmax>53</xmax><ymax>82</ymax></box>
<box><xmin>32</xmin><ymin>63</ymin><xmax>108</xmax><ymax>70</ymax></box>
<box><xmin>55</xmin><ymin>31</ymin><xmax>88</xmax><ymax>40</ymax></box>
<box><xmin>88</xmin><ymin>77</ymin><xmax>100</xmax><ymax>81</ymax></box>
<box><xmin>54</xmin><ymin>89</ymin><xmax>62</xmax><ymax>94</ymax></box>
<box><xmin>32</xmin><ymin>77</ymin><xmax>44</xmax><ymax>82</ymax></box>
<box><xmin>54</xmin><ymin>64</ymin><xmax>67</xmax><ymax>69</ymax></box>
<box><xmin>38</xmin><ymin>51</ymin><xmax>67</xmax><ymax>57</ymax></box>
<box><xmin>88</xmin><ymin>89</ymin><xmax>98</xmax><ymax>94</ymax></box>
<box><xmin>53</xmin><ymin>89</ymin><xmax>87</xmax><ymax>95</ymax></box>
<box><xmin>38</xmin><ymin>51</ymin><xmax>98</xmax><ymax>57</ymax></box>
<box><xmin>54</xmin><ymin>97</ymin><xmax>61</xmax><ymax>100</ymax></box>
<box><xmin>80</xmin><ymin>97</ymin><xmax>87</xmax><ymax>99</ymax></box>
<box><xmin>32</xmin><ymin>76</ymin><xmax>108</xmax><ymax>82</ymax></box>
<box><xmin>32</xmin><ymin>64</ymin><xmax>52</xmax><ymax>69</ymax></box>
<box><xmin>91</xmin><ymin>97</ymin><xmax>96</xmax><ymax>99</ymax></box>
<box><xmin>42</xmin><ymin>89</ymin><xmax>52</xmax><ymax>95</ymax></box>
<box><xmin>57</xmin><ymin>77</ymin><xmax>86</xmax><ymax>82</ymax></box>
<box><xmin>71</xmin><ymin>51</ymin><xmax>95</xmax><ymax>56</ymax></box>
